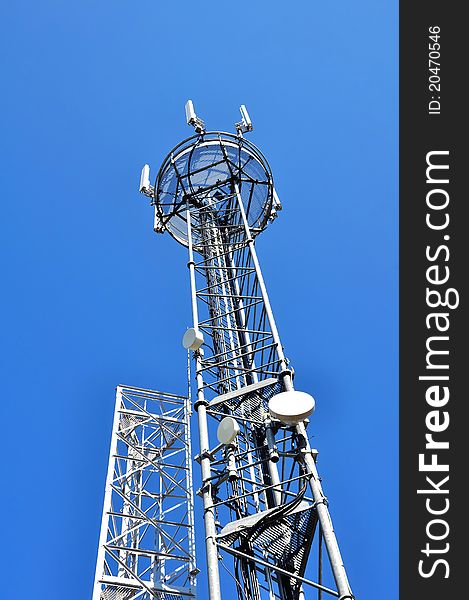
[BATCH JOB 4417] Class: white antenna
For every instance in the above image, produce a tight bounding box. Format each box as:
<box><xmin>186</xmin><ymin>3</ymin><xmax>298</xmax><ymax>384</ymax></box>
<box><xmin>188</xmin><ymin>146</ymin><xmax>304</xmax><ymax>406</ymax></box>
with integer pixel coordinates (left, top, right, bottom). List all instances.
<box><xmin>236</xmin><ymin>104</ymin><xmax>253</xmax><ymax>135</ymax></box>
<box><xmin>269</xmin><ymin>188</ymin><xmax>283</xmax><ymax>222</ymax></box>
<box><xmin>185</xmin><ymin>100</ymin><xmax>205</xmax><ymax>134</ymax></box>
<box><xmin>139</xmin><ymin>164</ymin><xmax>151</xmax><ymax>193</ymax></box>
<box><xmin>273</xmin><ymin>188</ymin><xmax>282</xmax><ymax>211</ymax></box>
<box><xmin>216</xmin><ymin>417</ymin><xmax>240</xmax><ymax>445</ymax></box>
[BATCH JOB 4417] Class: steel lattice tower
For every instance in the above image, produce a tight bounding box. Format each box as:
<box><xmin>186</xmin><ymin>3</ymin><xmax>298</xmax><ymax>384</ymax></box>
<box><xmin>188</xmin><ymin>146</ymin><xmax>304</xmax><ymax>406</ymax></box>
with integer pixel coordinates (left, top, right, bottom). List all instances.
<box><xmin>94</xmin><ymin>102</ymin><xmax>354</xmax><ymax>600</ymax></box>
<box><xmin>93</xmin><ymin>385</ymin><xmax>198</xmax><ymax>599</ymax></box>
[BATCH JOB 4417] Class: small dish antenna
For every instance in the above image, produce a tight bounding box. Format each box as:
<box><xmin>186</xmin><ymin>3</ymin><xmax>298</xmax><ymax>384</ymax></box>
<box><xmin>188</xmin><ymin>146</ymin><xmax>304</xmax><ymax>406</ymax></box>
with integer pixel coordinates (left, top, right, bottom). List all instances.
<box><xmin>217</xmin><ymin>417</ymin><xmax>240</xmax><ymax>445</ymax></box>
<box><xmin>268</xmin><ymin>390</ymin><xmax>315</xmax><ymax>425</ymax></box>
<box><xmin>182</xmin><ymin>327</ymin><xmax>204</xmax><ymax>350</ymax></box>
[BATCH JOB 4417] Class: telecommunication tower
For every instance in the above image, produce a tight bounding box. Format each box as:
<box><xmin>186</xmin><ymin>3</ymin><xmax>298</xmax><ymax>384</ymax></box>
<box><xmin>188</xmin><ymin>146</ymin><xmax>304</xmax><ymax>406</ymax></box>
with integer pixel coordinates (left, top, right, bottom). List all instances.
<box><xmin>94</xmin><ymin>102</ymin><xmax>354</xmax><ymax>600</ymax></box>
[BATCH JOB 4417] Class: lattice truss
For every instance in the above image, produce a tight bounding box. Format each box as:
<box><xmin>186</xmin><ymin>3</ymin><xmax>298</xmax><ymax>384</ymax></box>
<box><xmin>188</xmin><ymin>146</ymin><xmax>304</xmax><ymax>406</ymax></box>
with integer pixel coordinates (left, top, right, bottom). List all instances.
<box><xmin>154</xmin><ymin>134</ymin><xmax>274</xmax><ymax>247</ymax></box>
<box><xmin>192</xmin><ymin>194</ymin><xmax>282</xmax><ymax>397</ymax></box>
<box><xmin>93</xmin><ymin>386</ymin><xmax>197</xmax><ymax>600</ymax></box>
<box><xmin>130</xmin><ymin>129</ymin><xmax>353</xmax><ymax>600</ymax></box>
<box><xmin>204</xmin><ymin>381</ymin><xmax>328</xmax><ymax>600</ymax></box>
<box><xmin>186</xmin><ymin>194</ymin><xmax>338</xmax><ymax>599</ymax></box>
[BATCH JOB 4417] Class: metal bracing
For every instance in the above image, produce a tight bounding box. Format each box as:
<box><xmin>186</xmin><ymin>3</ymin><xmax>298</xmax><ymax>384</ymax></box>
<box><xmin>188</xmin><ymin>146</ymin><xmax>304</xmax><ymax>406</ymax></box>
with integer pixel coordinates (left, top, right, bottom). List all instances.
<box><xmin>185</xmin><ymin>196</ymin><xmax>320</xmax><ymax>599</ymax></box>
<box><xmin>93</xmin><ymin>385</ymin><xmax>197</xmax><ymax>600</ymax></box>
<box><xmin>138</xmin><ymin>121</ymin><xmax>354</xmax><ymax>600</ymax></box>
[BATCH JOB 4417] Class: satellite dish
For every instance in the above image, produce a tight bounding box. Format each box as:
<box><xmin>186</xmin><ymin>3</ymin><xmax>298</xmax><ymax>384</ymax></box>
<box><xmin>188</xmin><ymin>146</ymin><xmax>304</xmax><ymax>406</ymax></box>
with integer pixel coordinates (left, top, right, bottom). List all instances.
<box><xmin>268</xmin><ymin>391</ymin><xmax>315</xmax><ymax>425</ymax></box>
<box><xmin>182</xmin><ymin>328</ymin><xmax>204</xmax><ymax>350</ymax></box>
<box><xmin>217</xmin><ymin>417</ymin><xmax>240</xmax><ymax>445</ymax></box>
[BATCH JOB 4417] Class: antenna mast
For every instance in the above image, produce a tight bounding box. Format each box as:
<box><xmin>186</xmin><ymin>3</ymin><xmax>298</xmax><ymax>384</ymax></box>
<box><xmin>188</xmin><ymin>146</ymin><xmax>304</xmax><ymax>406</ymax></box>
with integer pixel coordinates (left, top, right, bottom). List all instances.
<box><xmin>134</xmin><ymin>101</ymin><xmax>355</xmax><ymax>600</ymax></box>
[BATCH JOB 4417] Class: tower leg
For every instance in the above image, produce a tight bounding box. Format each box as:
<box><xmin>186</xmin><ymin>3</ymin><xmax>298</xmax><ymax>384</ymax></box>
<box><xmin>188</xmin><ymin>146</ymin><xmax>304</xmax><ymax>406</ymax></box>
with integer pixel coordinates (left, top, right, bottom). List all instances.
<box><xmin>186</xmin><ymin>206</ymin><xmax>222</xmax><ymax>600</ymax></box>
<box><xmin>296</xmin><ymin>422</ymin><xmax>354</xmax><ymax>600</ymax></box>
<box><xmin>196</xmin><ymin>402</ymin><xmax>222</xmax><ymax>600</ymax></box>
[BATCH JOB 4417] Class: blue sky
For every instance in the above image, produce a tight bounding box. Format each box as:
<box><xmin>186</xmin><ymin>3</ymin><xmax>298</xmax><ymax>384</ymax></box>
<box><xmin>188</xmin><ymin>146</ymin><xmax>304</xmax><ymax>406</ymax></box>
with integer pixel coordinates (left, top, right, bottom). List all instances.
<box><xmin>0</xmin><ymin>1</ymin><xmax>397</xmax><ymax>598</ymax></box>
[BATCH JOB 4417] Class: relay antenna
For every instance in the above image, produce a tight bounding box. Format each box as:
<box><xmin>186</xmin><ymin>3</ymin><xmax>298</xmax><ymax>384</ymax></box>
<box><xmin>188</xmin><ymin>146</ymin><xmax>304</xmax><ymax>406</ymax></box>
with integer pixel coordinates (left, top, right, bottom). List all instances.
<box><xmin>95</xmin><ymin>101</ymin><xmax>354</xmax><ymax>600</ymax></box>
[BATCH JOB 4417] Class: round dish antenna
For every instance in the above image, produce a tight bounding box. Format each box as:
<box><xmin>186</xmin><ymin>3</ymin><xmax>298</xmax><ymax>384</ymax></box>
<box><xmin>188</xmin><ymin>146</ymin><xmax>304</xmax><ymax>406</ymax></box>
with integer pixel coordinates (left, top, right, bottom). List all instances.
<box><xmin>217</xmin><ymin>417</ymin><xmax>240</xmax><ymax>445</ymax></box>
<box><xmin>182</xmin><ymin>328</ymin><xmax>204</xmax><ymax>350</ymax></box>
<box><xmin>268</xmin><ymin>391</ymin><xmax>315</xmax><ymax>425</ymax></box>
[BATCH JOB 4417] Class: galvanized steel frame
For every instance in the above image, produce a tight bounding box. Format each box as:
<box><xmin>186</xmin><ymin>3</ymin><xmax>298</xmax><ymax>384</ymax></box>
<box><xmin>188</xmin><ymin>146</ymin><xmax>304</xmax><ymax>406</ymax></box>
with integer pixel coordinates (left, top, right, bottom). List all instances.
<box><xmin>93</xmin><ymin>385</ymin><xmax>197</xmax><ymax>600</ymax></box>
<box><xmin>160</xmin><ymin>133</ymin><xmax>355</xmax><ymax>600</ymax></box>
